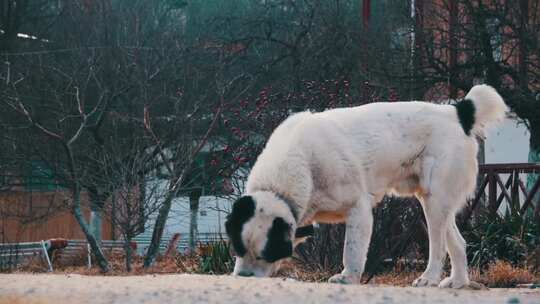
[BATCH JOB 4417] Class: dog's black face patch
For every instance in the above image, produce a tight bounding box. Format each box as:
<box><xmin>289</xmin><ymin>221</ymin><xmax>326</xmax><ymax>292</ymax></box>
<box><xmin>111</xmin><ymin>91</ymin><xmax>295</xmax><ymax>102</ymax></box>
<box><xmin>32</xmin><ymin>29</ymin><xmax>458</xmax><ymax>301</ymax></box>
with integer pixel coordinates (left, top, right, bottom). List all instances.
<box><xmin>225</xmin><ymin>196</ymin><xmax>255</xmax><ymax>257</ymax></box>
<box><xmin>454</xmin><ymin>98</ymin><xmax>475</xmax><ymax>136</ymax></box>
<box><xmin>262</xmin><ymin>217</ymin><xmax>293</xmax><ymax>263</ymax></box>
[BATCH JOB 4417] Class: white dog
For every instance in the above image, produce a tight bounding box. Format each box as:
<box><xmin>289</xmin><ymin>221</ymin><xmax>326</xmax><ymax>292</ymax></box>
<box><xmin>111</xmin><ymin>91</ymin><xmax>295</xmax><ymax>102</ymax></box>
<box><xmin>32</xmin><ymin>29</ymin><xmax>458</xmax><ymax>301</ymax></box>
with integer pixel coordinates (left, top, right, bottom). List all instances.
<box><xmin>225</xmin><ymin>85</ymin><xmax>507</xmax><ymax>288</ymax></box>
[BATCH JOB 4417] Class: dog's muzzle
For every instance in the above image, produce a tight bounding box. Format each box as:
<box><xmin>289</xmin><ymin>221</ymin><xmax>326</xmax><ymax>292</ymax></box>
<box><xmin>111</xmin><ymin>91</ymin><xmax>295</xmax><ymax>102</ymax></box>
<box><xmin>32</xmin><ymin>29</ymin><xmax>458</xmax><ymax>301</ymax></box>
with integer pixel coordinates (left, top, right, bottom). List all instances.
<box><xmin>237</xmin><ymin>270</ymin><xmax>254</xmax><ymax>277</ymax></box>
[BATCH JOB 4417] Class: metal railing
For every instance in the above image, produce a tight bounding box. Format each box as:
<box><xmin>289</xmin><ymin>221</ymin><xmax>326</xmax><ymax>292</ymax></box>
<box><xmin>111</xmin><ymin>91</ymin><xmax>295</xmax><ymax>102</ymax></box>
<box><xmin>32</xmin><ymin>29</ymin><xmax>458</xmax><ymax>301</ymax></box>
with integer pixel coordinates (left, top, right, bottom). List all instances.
<box><xmin>0</xmin><ymin>240</ymin><xmax>57</xmax><ymax>271</ymax></box>
<box><xmin>134</xmin><ymin>232</ymin><xmax>227</xmax><ymax>255</ymax></box>
<box><xmin>57</xmin><ymin>239</ymin><xmax>136</xmax><ymax>268</ymax></box>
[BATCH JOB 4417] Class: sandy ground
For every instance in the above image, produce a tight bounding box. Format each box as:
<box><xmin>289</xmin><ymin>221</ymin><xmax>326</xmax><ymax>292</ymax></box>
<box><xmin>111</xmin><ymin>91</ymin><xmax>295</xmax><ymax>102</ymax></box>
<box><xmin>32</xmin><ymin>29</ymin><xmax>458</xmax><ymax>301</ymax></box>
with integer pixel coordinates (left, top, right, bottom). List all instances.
<box><xmin>0</xmin><ymin>274</ymin><xmax>539</xmax><ymax>304</ymax></box>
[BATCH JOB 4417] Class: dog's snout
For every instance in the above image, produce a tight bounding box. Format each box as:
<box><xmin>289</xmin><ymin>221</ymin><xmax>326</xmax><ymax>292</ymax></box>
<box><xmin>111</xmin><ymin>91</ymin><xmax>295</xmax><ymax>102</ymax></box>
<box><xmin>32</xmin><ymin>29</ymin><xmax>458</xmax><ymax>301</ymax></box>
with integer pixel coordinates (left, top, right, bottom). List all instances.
<box><xmin>237</xmin><ymin>270</ymin><xmax>254</xmax><ymax>277</ymax></box>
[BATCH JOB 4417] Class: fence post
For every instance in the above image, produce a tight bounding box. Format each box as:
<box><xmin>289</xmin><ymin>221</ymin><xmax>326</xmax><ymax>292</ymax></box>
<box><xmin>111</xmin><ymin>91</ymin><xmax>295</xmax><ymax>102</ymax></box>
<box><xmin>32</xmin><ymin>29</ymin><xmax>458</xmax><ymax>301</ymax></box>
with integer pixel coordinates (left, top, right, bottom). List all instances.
<box><xmin>87</xmin><ymin>243</ymin><xmax>92</xmax><ymax>269</ymax></box>
<box><xmin>488</xmin><ymin>170</ymin><xmax>497</xmax><ymax>215</ymax></box>
<box><xmin>40</xmin><ymin>240</ymin><xmax>53</xmax><ymax>272</ymax></box>
<box><xmin>511</xmin><ymin>170</ymin><xmax>519</xmax><ymax>211</ymax></box>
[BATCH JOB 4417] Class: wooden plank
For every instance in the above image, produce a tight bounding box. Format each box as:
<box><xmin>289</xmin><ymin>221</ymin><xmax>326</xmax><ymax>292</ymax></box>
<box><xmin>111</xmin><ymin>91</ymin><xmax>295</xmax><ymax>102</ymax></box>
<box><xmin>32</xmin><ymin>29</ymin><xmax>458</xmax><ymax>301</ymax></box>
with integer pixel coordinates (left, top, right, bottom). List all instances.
<box><xmin>488</xmin><ymin>171</ymin><xmax>498</xmax><ymax>215</ymax></box>
<box><xmin>511</xmin><ymin>171</ymin><xmax>519</xmax><ymax>209</ymax></box>
<box><xmin>518</xmin><ymin>179</ymin><xmax>529</xmax><ymax>197</ymax></box>
<box><xmin>495</xmin><ymin>174</ymin><xmax>513</xmax><ymax>207</ymax></box>
<box><xmin>0</xmin><ymin>251</ymin><xmax>42</xmax><ymax>257</ymax></box>
<box><xmin>479</xmin><ymin>163</ymin><xmax>540</xmax><ymax>174</ymax></box>
<box><xmin>521</xmin><ymin>178</ymin><xmax>540</xmax><ymax>214</ymax></box>
<box><xmin>0</xmin><ymin>241</ymin><xmax>49</xmax><ymax>251</ymax></box>
<box><xmin>494</xmin><ymin>174</ymin><xmax>513</xmax><ymax>207</ymax></box>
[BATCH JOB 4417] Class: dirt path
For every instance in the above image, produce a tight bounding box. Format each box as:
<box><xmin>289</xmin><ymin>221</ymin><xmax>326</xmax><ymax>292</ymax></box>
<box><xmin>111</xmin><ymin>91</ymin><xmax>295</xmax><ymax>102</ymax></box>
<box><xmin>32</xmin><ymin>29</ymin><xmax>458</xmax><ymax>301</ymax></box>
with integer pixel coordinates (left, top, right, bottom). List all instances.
<box><xmin>0</xmin><ymin>274</ymin><xmax>538</xmax><ymax>304</ymax></box>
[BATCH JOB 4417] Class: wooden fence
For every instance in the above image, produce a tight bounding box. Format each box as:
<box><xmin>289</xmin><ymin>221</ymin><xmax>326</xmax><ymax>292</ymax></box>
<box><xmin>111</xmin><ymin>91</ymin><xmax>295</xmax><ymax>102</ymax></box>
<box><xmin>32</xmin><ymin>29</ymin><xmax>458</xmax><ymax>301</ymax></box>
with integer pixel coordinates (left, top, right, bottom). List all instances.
<box><xmin>463</xmin><ymin>163</ymin><xmax>540</xmax><ymax>220</ymax></box>
<box><xmin>0</xmin><ymin>190</ymin><xmax>116</xmax><ymax>243</ymax></box>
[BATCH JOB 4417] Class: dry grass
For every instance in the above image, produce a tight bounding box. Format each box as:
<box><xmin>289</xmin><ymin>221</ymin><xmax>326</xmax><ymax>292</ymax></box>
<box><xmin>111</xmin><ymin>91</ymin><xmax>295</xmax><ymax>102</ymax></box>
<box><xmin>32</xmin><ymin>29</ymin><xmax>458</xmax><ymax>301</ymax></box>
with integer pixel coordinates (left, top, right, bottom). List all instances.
<box><xmin>279</xmin><ymin>258</ymin><xmax>539</xmax><ymax>288</ymax></box>
<box><xmin>472</xmin><ymin>260</ymin><xmax>540</xmax><ymax>288</ymax></box>
<box><xmin>364</xmin><ymin>260</ymin><xmax>539</xmax><ymax>288</ymax></box>
<box><xmin>277</xmin><ymin>259</ymin><xmax>336</xmax><ymax>282</ymax></box>
<box><xmin>6</xmin><ymin>252</ymin><xmax>539</xmax><ymax>288</ymax></box>
<box><xmin>368</xmin><ymin>271</ymin><xmax>423</xmax><ymax>286</ymax></box>
<box><xmin>280</xmin><ymin>259</ymin><xmax>422</xmax><ymax>286</ymax></box>
<box><xmin>9</xmin><ymin>251</ymin><xmax>201</xmax><ymax>276</ymax></box>
<box><xmin>53</xmin><ymin>252</ymin><xmax>202</xmax><ymax>276</ymax></box>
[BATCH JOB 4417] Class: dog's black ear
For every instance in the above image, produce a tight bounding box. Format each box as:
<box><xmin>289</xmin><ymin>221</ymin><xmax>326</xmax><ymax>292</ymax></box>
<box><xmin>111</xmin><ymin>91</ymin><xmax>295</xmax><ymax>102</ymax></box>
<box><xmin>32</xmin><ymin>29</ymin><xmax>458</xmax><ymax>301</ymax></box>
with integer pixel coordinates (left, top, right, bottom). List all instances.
<box><xmin>225</xmin><ymin>196</ymin><xmax>255</xmax><ymax>257</ymax></box>
<box><xmin>295</xmin><ymin>225</ymin><xmax>315</xmax><ymax>238</ymax></box>
<box><xmin>262</xmin><ymin>217</ymin><xmax>293</xmax><ymax>263</ymax></box>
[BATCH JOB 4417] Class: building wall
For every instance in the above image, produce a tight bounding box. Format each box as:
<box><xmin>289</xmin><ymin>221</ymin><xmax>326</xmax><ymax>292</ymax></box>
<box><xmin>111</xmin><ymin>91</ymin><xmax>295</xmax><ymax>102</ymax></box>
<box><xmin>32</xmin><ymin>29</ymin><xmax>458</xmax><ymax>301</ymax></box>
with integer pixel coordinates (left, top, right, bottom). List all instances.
<box><xmin>486</xmin><ymin>117</ymin><xmax>530</xmax><ymax>164</ymax></box>
<box><xmin>144</xmin><ymin>195</ymin><xmax>230</xmax><ymax>237</ymax></box>
<box><xmin>0</xmin><ymin>190</ymin><xmax>114</xmax><ymax>242</ymax></box>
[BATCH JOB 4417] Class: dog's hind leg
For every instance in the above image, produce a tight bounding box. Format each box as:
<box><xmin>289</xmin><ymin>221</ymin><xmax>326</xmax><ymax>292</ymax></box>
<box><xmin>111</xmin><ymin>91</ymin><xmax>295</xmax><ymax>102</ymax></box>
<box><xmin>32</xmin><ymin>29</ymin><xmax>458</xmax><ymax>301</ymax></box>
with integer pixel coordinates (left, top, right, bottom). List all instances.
<box><xmin>439</xmin><ymin>218</ymin><xmax>470</xmax><ymax>288</ymax></box>
<box><xmin>412</xmin><ymin>195</ymin><xmax>448</xmax><ymax>287</ymax></box>
<box><xmin>328</xmin><ymin>194</ymin><xmax>374</xmax><ymax>284</ymax></box>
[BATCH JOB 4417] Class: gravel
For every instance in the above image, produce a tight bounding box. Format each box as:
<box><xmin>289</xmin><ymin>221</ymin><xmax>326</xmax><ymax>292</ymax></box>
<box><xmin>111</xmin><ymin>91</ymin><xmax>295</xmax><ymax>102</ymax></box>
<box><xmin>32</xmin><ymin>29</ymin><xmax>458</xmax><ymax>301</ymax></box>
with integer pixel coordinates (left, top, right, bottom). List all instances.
<box><xmin>0</xmin><ymin>274</ymin><xmax>539</xmax><ymax>304</ymax></box>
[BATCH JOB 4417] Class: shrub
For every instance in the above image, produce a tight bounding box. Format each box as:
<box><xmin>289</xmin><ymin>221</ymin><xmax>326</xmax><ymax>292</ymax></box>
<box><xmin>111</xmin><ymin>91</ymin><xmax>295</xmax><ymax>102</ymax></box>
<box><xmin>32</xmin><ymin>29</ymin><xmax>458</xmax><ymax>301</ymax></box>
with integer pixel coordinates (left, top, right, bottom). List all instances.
<box><xmin>295</xmin><ymin>224</ymin><xmax>345</xmax><ymax>274</ymax></box>
<box><xmin>463</xmin><ymin>208</ymin><xmax>540</xmax><ymax>269</ymax></box>
<box><xmin>197</xmin><ymin>241</ymin><xmax>234</xmax><ymax>274</ymax></box>
<box><xmin>294</xmin><ymin>197</ymin><xmax>427</xmax><ymax>279</ymax></box>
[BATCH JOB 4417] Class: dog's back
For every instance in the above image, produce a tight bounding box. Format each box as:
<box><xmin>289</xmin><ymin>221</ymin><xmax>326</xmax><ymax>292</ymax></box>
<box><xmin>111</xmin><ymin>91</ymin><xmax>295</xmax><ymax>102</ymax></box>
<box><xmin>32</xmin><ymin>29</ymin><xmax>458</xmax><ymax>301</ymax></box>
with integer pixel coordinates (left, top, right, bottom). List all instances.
<box><xmin>247</xmin><ymin>85</ymin><xmax>507</xmax><ymax>213</ymax></box>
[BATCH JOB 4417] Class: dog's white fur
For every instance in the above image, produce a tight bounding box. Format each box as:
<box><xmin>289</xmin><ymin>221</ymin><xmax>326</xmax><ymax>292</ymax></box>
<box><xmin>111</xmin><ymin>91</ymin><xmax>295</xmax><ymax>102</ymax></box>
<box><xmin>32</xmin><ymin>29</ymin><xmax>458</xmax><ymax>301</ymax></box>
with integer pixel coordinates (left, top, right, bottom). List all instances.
<box><xmin>235</xmin><ymin>85</ymin><xmax>507</xmax><ymax>287</ymax></box>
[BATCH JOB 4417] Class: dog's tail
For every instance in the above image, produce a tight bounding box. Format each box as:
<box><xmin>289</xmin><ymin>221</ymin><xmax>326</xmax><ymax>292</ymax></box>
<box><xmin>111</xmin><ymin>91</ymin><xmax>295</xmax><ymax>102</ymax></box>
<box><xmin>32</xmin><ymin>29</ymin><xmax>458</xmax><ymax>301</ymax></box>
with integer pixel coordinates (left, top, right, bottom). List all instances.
<box><xmin>455</xmin><ymin>84</ymin><xmax>508</xmax><ymax>137</ymax></box>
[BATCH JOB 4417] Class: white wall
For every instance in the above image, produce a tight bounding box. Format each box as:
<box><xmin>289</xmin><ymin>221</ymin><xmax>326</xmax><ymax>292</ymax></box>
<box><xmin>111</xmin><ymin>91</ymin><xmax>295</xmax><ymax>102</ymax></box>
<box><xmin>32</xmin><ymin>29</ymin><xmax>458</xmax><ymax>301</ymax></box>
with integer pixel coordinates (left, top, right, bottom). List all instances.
<box><xmin>139</xmin><ymin>179</ymin><xmax>233</xmax><ymax>243</ymax></box>
<box><xmin>485</xmin><ymin>117</ymin><xmax>530</xmax><ymax>163</ymax></box>
<box><xmin>164</xmin><ymin>196</ymin><xmax>231</xmax><ymax>235</ymax></box>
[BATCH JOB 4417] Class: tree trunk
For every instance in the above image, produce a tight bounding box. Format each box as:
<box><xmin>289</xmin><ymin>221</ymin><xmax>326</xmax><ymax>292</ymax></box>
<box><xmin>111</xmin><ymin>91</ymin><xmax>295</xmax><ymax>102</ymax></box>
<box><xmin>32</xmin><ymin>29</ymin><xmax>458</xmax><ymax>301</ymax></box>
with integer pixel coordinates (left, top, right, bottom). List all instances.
<box><xmin>89</xmin><ymin>190</ymin><xmax>106</xmax><ymax>244</ymax></box>
<box><xmin>143</xmin><ymin>191</ymin><xmax>175</xmax><ymax>268</ymax></box>
<box><xmin>527</xmin><ymin>147</ymin><xmax>539</xmax><ymax>182</ymax></box>
<box><xmin>72</xmin><ymin>185</ymin><xmax>110</xmax><ymax>272</ymax></box>
<box><xmin>527</xmin><ymin>122</ymin><xmax>540</xmax><ymax>215</ymax></box>
<box><xmin>136</xmin><ymin>177</ymin><xmax>147</xmax><ymax>235</ymax></box>
<box><xmin>111</xmin><ymin>192</ymin><xmax>117</xmax><ymax>240</ymax></box>
<box><xmin>89</xmin><ymin>210</ymin><xmax>103</xmax><ymax>244</ymax></box>
<box><xmin>189</xmin><ymin>189</ymin><xmax>202</xmax><ymax>252</ymax></box>
<box><xmin>474</xmin><ymin>137</ymin><xmax>486</xmax><ymax>222</ymax></box>
<box><xmin>125</xmin><ymin>235</ymin><xmax>133</xmax><ymax>272</ymax></box>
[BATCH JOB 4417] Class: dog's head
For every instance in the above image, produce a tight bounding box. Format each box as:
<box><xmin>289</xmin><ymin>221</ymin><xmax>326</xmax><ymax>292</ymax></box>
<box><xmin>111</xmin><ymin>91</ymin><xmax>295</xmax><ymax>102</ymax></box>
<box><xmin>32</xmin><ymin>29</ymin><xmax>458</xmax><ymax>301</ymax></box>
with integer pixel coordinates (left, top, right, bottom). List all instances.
<box><xmin>225</xmin><ymin>192</ymin><xmax>298</xmax><ymax>277</ymax></box>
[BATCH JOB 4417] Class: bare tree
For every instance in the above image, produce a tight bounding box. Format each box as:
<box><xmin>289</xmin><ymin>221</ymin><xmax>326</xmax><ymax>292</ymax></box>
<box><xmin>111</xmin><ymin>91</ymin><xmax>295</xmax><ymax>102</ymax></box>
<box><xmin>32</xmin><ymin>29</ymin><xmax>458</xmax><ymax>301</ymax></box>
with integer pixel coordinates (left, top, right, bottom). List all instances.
<box><xmin>98</xmin><ymin>146</ymin><xmax>165</xmax><ymax>272</ymax></box>
<box><xmin>409</xmin><ymin>1</ymin><xmax>539</xmax><ymax>152</ymax></box>
<box><xmin>0</xmin><ymin>0</ymin><xmax>193</xmax><ymax>271</ymax></box>
<box><xmin>396</xmin><ymin>0</ymin><xmax>539</xmax><ymax>200</ymax></box>
<box><xmin>1</xmin><ymin>81</ymin><xmax>112</xmax><ymax>271</ymax></box>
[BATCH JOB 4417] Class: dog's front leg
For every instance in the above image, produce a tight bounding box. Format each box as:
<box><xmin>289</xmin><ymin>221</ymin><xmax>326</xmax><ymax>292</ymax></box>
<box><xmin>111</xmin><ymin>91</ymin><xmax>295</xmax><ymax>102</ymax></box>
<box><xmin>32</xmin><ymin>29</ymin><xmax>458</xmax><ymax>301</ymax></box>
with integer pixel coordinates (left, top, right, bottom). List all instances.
<box><xmin>328</xmin><ymin>201</ymin><xmax>373</xmax><ymax>284</ymax></box>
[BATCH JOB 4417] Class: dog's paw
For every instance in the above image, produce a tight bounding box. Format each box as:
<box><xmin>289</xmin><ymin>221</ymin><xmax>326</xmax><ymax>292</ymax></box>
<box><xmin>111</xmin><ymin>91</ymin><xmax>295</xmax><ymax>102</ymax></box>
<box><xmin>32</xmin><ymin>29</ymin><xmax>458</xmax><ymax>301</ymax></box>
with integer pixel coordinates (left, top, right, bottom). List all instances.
<box><xmin>439</xmin><ymin>277</ymin><xmax>467</xmax><ymax>289</ymax></box>
<box><xmin>439</xmin><ymin>277</ymin><xmax>487</xmax><ymax>290</ymax></box>
<box><xmin>328</xmin><ymin>273</ymin><xmax>361</xmax><ymax>284</ymax></box>
<box><xmin>412</xmin><ymin>276</ymin><xmax>440</xmax><ymax>287</ymax></box>
<box><xmin>465</xmin><ymin>281</ymin><xmax>488</xmax><ymax>290</ymax></box>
